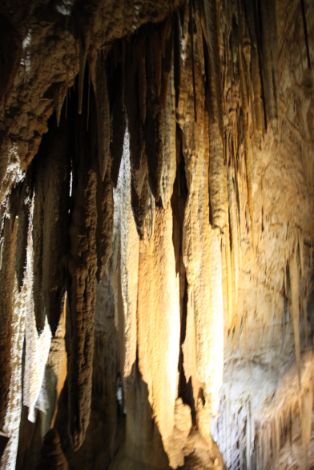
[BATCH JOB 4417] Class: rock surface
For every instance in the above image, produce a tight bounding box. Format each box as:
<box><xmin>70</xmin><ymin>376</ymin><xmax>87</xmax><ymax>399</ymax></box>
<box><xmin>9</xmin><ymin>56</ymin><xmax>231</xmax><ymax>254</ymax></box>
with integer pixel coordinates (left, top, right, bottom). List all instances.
<box><xmin>0</xmin><ymin>0</ymin><xmax>313</xmax><ymax>469</ymax></box>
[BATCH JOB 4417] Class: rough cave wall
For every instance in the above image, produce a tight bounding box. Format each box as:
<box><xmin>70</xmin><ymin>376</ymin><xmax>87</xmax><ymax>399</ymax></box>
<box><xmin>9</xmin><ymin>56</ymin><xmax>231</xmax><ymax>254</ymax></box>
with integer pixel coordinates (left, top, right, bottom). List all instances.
<box><xmin>0</xmin><ymin>1</ymin><xmax>313</xmax><ymax>469</ymax></box>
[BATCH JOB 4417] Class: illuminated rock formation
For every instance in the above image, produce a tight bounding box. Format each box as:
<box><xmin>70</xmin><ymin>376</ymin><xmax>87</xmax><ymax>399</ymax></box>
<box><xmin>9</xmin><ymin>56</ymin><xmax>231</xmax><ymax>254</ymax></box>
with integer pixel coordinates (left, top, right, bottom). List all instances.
<box><xmin>0</xmin><ymin>0</ymin><xmax>313</xmax><ymax>469</ymax></box>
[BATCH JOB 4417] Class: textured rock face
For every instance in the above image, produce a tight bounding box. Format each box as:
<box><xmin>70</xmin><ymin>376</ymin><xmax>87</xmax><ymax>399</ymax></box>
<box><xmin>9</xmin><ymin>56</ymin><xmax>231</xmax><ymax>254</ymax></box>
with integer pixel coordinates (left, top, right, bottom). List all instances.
<box><xmin>0</xmin><ymin>1</ymin><xmax>313</xmax><ymax>469</ymax></box>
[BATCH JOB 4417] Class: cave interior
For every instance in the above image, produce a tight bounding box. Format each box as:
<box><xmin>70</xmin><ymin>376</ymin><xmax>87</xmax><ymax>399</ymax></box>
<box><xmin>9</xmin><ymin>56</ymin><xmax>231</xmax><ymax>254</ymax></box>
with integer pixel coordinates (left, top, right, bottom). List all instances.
<box><xmin>0</xmin><ymin>0</ymin><xmax>314</xmax><ymax>469</ymax></box>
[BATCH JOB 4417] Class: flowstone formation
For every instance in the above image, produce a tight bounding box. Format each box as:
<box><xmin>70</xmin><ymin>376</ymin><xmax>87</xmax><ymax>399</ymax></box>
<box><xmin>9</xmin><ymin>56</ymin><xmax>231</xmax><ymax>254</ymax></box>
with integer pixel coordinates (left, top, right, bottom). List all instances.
<box><xmin>0</xmin><ymin>1</ymin><xmax>313</xmax><ymax>469</ymax></box>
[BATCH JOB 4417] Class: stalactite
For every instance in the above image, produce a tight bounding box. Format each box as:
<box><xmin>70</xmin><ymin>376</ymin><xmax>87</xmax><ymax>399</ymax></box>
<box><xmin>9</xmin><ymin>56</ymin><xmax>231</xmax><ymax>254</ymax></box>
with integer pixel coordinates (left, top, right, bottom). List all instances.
<box><xmin>78</xmin><ymin>40</ymin><xmax>88</xmax><ymax>116</ymax></box>
<box><xmin>290</xmin><ymin>246</ymin><xmax>302</xmax><ymax>383</ymax></box>
<box><xmin>242</xmin><ymin>0</ymin><xmax>266</xmax><ymax>133</ymax></box>
<box><xmin>243</xmin><ymin>134</ymin><xmax>255</xmax><ymax>247</ymax></box>
<box><xmin>2</xmin><ymin>189</ymin><xmax>51</xmax><ymax>470</ymax></box>
<box><xmin>96</xmin><ymin>168</ymin><xmax>114</xmax><ymax>280</ymax></box>
<box><xmin>259</xmin><ymin>0</ymin><xmax>278</xmax><ymax>124</ymax></box>
<box><xmin>136</xmin><ymin>204</ymin><xmax>181</xmax><ymax>467</ymax></box>
<box><xmin>222</xmin><ymin>230</ymin><xmax>233</xmax><ymax>330</ymax></box>
<box><xmin>189</xmin><ymin>0</ymin><xmax>197</xmax><ymax>123</ymax></box>
<box><xmin>15</xmin><ymin>184</ymin><xmax>30</xmax><ymax>291</ymax></box>
<box><xmin>159</xmin><ymin>45</ymin><xmax>177</xmax><ymax>207</ymax></box>
<box><xmin>0</xmin><ymin>210</ymin><xmax>24</xmax><ymax>470</ymax></box>
<box><xmin>89</xmin><ymin>52</ymin><xmax>115</xmax><ymax>280</ymax></box>
<box><xmin>0</xmin><ymin>198</ymin><xmax>18</xmax><ymax>430</ymax></box>
<box><xmin>68</xmin><ymin>168</ymin><xmax>97</xmax><ymax>449</ymax></box>
<box><xmin>227</xmin><ymin>166</ymin><xmax>240</xmax><ymax>319</ymax></box>
<box><xmin>23</xmin><ymin>194</ymin><xmax>52</xmax><ymax>424</ymax></box>
<box><xmin>243</xmin><ymin>0</ymin><xmax>278</xmax><ymax>129</ymax></box>
<box><xmin>178</xmin><ymin>3</ymin><xmax>224</xmax><ymax>418</ymax></box>
<box><xmin>54</xmin><ymin>84</ymin><xmax>68</xmax><ymax>129</ymax></box>
<box><xmin>0</xmin><ymin>118</ymin><xmax>71</xmax><ymax>467</ymax></box>
<box><xmin>202</xmin><ymin>0</ymin><xmax>228</xmax><ymax>233</ymax></box>
<box><xmin>31</xmin><ymin>120</ymin><xmax>70</xmax><ymax>334</ymax></box>
<box><xmin>32</xmin><ymin>172</ymin><xmax>45</xmax><ymax>333</ymax></box>
<box><xmin>67</xmin><ymin>83</ymin><xmax>98</xmax><ymax>450</ymax></box>
<box><xmin>124</xmin><ymin>37</ymin><xmax>150</xmax><ymax>237</ymax></box>
<box><xmin>251</xmin><ymin>44</ymin><xmax>265</xmax><ymax>134</ymax></box>
<box><xmin>299</xmin><ymin>233</ymin><xmax>305</xmax><ymax>277</ymax></box>
<box><xmin>145</xmin><ymin>19</ymin><xmax>176</xmax><ymax>207</ymax></box>
<box><xmin>235</xmin><ymin>13</ymin><xmax>256</xmax><ymax>248</ymax></box>
<box><xmin>145</xmin><ymin>28</ymin><xmax>163</xmax><ymax>201</ymax></box>
<box><xmin>114</xmin><ymin>128</ymin><xmax>139</xmax><ymax>379</ymax></box>
<box><xmin>92</xmin><ymin>52</ymin><xmax>111</xmax><ymax>182</ymax></box>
